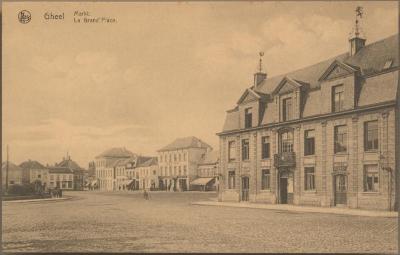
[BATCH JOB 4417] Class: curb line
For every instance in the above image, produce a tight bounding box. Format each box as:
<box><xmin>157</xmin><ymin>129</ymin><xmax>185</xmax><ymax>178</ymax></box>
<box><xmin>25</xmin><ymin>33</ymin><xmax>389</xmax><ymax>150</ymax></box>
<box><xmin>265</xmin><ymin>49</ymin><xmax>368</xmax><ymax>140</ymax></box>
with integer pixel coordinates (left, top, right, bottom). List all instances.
<box><xmin>2</xmin><ymin>196</ymin><xmax>74</xmax><ymax>204</ymax></box>
<box><xmin>192</xmin><ymin>201</ymin><xmax>398</xmax><ymax>218</ymax></box>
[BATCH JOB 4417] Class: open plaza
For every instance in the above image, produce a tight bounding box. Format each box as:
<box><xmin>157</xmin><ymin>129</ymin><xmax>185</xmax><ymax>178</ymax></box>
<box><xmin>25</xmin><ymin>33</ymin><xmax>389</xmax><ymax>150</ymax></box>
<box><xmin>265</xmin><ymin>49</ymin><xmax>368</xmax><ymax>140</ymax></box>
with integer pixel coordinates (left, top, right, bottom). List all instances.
<box><xmin>2</xmin><ymin>191</ymin><xmax>398</xmax><ymax>253</ymax></box>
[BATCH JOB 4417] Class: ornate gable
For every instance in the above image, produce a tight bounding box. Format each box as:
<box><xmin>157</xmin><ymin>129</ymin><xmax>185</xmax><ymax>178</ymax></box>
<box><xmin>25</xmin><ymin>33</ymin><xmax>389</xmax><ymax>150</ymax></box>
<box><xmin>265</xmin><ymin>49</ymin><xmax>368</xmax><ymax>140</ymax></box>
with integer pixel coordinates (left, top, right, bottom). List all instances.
<box><xmin>237</xmin><ymin>88</ymin><xmax>260</xmax><ymax>105</ymax></box>
<box><xmin>272</xmin><ymin>76</ymin><xmax>303</xmax><ymax>95</ymax></box>
<box><xmin>319</xmin><ymin>60</ymin><xmax>359</xmax><ymax>81</ymax></box>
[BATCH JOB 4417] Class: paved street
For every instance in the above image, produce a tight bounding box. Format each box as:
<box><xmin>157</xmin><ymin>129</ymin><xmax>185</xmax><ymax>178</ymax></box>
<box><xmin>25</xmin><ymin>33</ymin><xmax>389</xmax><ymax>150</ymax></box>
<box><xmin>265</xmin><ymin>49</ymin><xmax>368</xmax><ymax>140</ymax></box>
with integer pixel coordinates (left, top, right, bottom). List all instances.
<box><xmin>2</xmin><ymin>191</ymin><xmax>398</xmax><ymax>253</ymax></box>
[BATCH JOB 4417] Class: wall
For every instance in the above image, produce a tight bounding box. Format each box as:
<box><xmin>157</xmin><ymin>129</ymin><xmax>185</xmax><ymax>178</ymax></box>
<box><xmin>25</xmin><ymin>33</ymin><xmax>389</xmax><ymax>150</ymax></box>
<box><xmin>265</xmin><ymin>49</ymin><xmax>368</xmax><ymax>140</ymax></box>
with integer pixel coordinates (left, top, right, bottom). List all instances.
<box><xmin>219</xmin><ymin>107</ymin><xmax>397</xmax><ymax>210</ymax></box>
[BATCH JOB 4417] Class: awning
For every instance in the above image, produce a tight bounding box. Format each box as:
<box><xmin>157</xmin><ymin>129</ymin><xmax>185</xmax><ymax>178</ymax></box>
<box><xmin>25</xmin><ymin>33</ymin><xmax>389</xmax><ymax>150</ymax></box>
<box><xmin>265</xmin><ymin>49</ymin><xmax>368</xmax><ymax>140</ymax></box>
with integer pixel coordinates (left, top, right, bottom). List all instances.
<box><xmin>91</xmin><ymin>180</ymin><xmax>98</xmax><ymax>186</ymax></box>
<box><xmin>190</xmin><ymin>177</ymin><xmax>214</xmax><ymax>186</ymax></box>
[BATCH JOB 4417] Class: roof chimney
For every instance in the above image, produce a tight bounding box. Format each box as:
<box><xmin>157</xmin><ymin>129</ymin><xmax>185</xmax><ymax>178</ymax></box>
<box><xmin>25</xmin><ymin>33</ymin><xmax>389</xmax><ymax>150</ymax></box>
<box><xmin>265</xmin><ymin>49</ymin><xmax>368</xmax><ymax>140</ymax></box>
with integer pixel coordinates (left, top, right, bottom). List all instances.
<box><xmin>349</xmin><ymin>6</ymin><xmax>366</xmax><ymax>56</ymax></box>
<box><xmin>254</xmin><ymin>52</ymin><xmax>267</xmax><ymax>86</ymax></box>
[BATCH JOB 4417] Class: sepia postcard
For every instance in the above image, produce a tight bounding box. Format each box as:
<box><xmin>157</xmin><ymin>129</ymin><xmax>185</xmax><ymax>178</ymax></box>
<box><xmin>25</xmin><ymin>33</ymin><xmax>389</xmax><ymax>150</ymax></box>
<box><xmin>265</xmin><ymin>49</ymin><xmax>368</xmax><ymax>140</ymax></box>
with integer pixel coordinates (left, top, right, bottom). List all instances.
<box><xmin>1</xmin><ymin>0</ymin><xmax>399</xmax><ymax>254</ymax></box>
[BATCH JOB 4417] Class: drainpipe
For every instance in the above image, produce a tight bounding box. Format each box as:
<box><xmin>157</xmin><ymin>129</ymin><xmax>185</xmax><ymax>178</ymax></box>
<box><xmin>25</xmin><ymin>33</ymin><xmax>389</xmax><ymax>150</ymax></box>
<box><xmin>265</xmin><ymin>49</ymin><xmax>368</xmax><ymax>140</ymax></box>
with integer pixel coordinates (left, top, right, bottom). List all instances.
<box><xmin>254</xmin><ymin>132</ymin><xmax>258</xmax><ymax>202</ymax></box>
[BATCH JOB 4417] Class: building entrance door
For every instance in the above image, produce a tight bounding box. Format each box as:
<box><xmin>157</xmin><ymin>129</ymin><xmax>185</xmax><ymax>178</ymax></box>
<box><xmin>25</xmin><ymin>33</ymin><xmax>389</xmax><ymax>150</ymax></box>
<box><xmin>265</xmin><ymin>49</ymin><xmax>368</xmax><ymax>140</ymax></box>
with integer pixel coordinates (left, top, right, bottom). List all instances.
<box><xmin>334</xmin><ymin>174</ymin><xmax>347</xmax><ymax>206</ymax></box>
<box><xmin>279</xmin><ymin>171</ymin><xmax>293</xmax><ymax>204</ymax></box>
<box><xmin>179</xmin><ymin>179</ymin><xmax>187</xmax><ymax>191</ymax></box>
<box><xmin>241</xmin><ymin>177</ymin><xmax>249</xmax><ymax>201</ymax></box>
<box><xmin>279</xmin><ymin>177</ymin><xmax>288</xmax><ymax>204</ymax></box>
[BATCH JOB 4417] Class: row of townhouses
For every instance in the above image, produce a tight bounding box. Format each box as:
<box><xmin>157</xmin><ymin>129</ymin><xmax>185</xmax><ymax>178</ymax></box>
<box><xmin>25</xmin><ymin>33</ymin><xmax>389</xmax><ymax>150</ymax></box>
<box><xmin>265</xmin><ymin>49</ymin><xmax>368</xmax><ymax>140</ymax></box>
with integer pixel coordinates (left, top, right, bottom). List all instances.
<box><xmin>2</xmin><ymin>156</ymin><xmax>87</xmax><ymax>191</ymax></box>
<box><xmin>217</xmin><ymin>28</ymin><xmax>399</xmax><ymax>211</ymax></box>
<box><xmin>92</xmin><ymin>136</ymin><xmax>220</xmax><ymax>192</ymax></box>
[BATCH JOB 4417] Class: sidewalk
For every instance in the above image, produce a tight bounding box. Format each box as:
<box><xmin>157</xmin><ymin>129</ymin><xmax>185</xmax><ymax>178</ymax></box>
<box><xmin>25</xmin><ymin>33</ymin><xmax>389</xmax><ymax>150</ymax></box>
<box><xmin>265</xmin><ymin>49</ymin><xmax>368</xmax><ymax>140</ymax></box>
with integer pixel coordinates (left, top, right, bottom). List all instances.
<box><xmin>3</xmin><ymin>196</ymin><xmax>72</xmax><ymax>204</ymax></box>
<box><xmin>192</xmin><ymin>201</ymin><xmax>398</xmax><ymax>218</ymax></box>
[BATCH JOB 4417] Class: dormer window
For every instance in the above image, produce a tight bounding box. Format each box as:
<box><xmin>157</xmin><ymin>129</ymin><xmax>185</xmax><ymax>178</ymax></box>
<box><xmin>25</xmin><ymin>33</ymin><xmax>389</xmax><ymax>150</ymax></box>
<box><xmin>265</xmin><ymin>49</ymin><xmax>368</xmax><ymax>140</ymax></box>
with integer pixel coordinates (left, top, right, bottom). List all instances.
<box><xmin>332</xmin><ymin>85</ymin><xmax>344</xmax><ymax>112</ymax></box>
<box><xmin>245</xmin><ymin>108</ymin><xmax>252</xmax><ymax>128</ymax></box>
<box><xmin>282</xmin><ymin>97</ymin><xmax>292</xmax><ymax>121</ymax></box>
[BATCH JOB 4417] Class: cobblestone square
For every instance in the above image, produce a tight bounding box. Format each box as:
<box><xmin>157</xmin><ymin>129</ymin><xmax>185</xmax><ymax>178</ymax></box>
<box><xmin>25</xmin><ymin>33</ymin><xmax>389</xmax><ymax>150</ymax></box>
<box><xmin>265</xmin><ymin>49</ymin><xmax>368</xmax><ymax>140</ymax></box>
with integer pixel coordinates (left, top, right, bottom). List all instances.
<box><xmin>2</xmin><ymin>191</ymin><xmax>398</xmax><ymax>253</ymax></box>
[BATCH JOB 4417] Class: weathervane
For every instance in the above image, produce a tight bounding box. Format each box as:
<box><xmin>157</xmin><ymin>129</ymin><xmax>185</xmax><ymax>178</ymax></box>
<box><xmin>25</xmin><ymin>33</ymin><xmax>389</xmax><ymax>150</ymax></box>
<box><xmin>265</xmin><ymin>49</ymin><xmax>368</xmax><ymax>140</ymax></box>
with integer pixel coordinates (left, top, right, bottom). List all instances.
<box><xmin>354</xmin><ymin>6</ymin><xmax>364</xmax><ymax>37</ymax></box>
<box><xmin>258</xmin><ymin>52</ymin><xmax>264</xmax><ymax>72</ymax></box>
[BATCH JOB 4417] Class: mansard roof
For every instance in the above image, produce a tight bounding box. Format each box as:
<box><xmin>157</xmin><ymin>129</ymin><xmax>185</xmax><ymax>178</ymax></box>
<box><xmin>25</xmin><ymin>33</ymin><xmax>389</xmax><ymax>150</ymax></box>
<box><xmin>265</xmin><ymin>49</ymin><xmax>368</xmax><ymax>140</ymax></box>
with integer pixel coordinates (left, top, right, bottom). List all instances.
<box><xmin>222</xmin><ymin>109</ymin><xmax>240</xmax><ymax>132</ymax></box>
<box><xmin>222</xmin><ymin>34</ymin><xmax>398</xmax><ymax>133</ymax></box>
<box><xmin>253</xmin><ymin>34</ymin><xmax>398</xmax><ymax>95</ymax></box>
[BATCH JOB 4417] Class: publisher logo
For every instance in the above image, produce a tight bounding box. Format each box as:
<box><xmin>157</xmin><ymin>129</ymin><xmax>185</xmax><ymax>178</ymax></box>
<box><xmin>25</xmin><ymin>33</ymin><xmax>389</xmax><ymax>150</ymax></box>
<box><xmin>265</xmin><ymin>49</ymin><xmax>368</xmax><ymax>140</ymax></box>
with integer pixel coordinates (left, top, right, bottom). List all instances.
<box><xmin>18</xmin><ymin>10</ymin><xmax>31</xmax><ymax>24</ymax></box>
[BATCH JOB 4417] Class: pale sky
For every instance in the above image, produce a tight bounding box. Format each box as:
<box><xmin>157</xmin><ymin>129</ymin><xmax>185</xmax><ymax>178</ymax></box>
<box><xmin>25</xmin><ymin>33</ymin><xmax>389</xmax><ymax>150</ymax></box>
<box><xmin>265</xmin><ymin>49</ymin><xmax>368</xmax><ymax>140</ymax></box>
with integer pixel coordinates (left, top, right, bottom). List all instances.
<box><xmin>3</xmin><ymin>1</ymin><xmax>398</xmax><ymax>168</ymax></box>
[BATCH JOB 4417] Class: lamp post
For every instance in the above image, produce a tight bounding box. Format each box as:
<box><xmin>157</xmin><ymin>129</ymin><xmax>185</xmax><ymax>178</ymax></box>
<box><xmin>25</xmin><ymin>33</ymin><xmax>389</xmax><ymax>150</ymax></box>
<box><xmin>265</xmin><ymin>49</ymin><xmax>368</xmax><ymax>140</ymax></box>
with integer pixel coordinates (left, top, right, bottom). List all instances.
<box><xmin>5</xmin><ymin>145</ymin><xmax>9</xmax><ymax>195</ymax></box>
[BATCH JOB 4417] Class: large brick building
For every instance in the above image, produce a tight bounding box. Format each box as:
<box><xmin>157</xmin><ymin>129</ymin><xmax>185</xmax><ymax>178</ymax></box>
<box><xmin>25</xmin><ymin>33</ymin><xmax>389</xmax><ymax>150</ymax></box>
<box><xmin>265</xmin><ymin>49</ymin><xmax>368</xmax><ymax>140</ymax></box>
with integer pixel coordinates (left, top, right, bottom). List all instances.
<box><xmin>218</xmin><ymin>30</ymin><xmax>399</xmax><ymax>210</ymax></box>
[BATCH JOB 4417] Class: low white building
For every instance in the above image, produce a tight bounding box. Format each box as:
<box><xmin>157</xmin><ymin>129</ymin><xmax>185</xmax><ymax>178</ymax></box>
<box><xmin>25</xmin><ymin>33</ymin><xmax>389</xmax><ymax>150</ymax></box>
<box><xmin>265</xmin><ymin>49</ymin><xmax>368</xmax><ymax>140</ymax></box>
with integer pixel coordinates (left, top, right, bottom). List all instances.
<box><xmin>192</xmin><ymin>150</ymin><xmax>220</xmax><ymax>191</ymax></box>
<box><xmin>48</xmin><ymin>167</ymin><xmax>74</xmax><ymax>190</ymax></box>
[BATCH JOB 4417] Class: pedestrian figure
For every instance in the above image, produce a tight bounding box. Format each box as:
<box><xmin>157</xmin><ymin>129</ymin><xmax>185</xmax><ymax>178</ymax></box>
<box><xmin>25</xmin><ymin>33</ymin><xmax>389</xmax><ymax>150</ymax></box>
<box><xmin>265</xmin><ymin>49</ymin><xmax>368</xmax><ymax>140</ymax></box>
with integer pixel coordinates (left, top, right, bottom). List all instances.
<box><xmin>143</xmin><ymin>189</ymin><xmax>149</xmax><ymax>200</ymax></box>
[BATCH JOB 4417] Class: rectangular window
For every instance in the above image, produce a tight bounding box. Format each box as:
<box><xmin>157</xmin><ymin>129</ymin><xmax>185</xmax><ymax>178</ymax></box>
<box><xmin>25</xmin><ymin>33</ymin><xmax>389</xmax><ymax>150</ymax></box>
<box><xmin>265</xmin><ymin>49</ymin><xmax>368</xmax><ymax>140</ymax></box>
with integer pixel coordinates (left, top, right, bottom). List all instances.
<box><xmin>183</xmin><ymin>166</ymin><xmax>187</xmax><ymax>175</ymax></box>
<box><xmin>281</xmin><ymin>131</ymin><xmax>294</xmax><ymax>153</ymax></box>
<box><xmin>304</xmin><ymin>130</ymin><xmax>315</xmax><ymax>156</ymax></box>
<box><xmin>261</xmin><ymin>136</ymin><xmax>270</xmax><ymax>159</ymax></box>
<box><xmin>245</xmin><ymin>108</ymin><xmax>252</xmax><ymax>128</ymax></box>
<box><xmin>242</xmin><ymin>139</ymin><xmax>249</xmax><ymax>160</ymax></box>
<box><xmin>304</xmin><ymin>167</ymin><xmax>315</xmax><ymax>191</ymax></box>
<box><xmin>228</xmin><ymin>171</ymin><xmax>235</xmax><ymax>189</ymax></box>
<box><xmin>334</xmin><ymin>125</ymin><xmax>347</xmax><ymax>153</ymax></box>
<box><xmin>364</xmin><ymin>164</ymin><xmax>379</xmax><ymax>192</ymax></box>
<box><xmin>282</xmin><ymin>97</ymin><xmax>292</xmax><ymax>121</ymax></box>
<box><xmin>364</xmin><ymin>120</ymin><xmax>378</xmax><ymax>151</ymax></box>
<box><xmin>183</xmin><ymin>153</ymin><xmax>186</xmax><ymax>161</ymax></box>
<box><xmin>332</xmin><ymin>85</ymin><xmax>344</xmax><ymax>112</ymax></box>
<box><xmin>228</xmin><ymin>141</ymin><xmax>236</xmax><ymax>161</ymax></box>
<box><xmin>261</xmin><ymin>169</ymin><xmax>271</xmax><ymax>190</ymax></box>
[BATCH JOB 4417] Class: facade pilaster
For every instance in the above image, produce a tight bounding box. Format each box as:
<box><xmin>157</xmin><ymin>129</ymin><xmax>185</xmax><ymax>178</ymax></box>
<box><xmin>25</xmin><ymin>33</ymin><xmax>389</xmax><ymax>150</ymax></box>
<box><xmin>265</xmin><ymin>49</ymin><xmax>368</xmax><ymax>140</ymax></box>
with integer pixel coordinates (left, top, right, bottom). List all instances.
<box><xmin>294</xmin><ymin>125</ymin><xmax>301</xmax><ymax>204</ymax></box>
<box><xmin>351</xmin><ymin>116</ymin><xmax>359</xmax><ymax>209</ymax></box>
<box><xmin>320</xmin><ymin>120</ymin><xmax>328</xmax><ymax>206</ymax></box>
